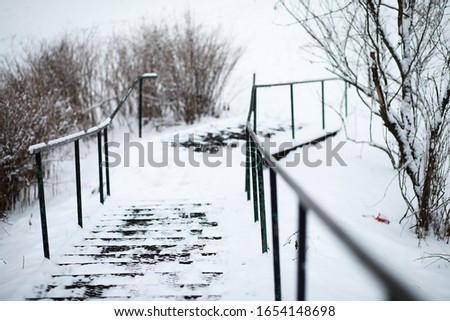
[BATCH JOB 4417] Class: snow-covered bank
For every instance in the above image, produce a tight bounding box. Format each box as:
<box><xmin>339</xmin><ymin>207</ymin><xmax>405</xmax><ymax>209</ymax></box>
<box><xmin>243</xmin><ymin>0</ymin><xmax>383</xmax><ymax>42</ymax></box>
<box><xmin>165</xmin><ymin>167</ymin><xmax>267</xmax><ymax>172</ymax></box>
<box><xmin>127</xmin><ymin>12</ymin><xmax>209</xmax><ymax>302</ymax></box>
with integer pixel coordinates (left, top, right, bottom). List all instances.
<box><xmin>2</xmin><ymin>114</ymin><xmax>449</xmax><ymax>300</ymax></box>
<box><xmin>1</xmin><ymin>0</ymin><xmax>449</xmax><ymax>301</ymax></box>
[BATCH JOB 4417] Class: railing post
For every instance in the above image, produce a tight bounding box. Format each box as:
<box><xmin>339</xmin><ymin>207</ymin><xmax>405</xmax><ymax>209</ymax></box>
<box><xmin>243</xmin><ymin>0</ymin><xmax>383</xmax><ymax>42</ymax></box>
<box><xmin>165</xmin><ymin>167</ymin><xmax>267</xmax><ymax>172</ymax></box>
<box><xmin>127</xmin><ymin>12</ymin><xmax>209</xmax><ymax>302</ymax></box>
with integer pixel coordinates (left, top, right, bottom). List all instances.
<box><xmin>321</xmin><ymin>80</ymin><xmax>325</xmax><ymax>129</ymax></box>
<box><xmin>74</xmin><ymin>140</ymin><xmax>83</xmax><ymax>228</ymax></box>
<box><xmin>34</xmin><ymin>152</ymin><xmax>50</xmax><ymax>259</ymax></box>
<box><xmin>252</xmin><ymin>73</ymin><xmax>256</xmax><ymax>131</ymax></box>
<box><xmin>250</xmin><ymin>138</ymin><xmax>259</xmax><ymax>222</ymax></box>
<box><xmin>252</xmin><ymin>86</ymin><xmax>257</xmax><ymax>133</ymax></box>
<box><xmin>138</xmin><ymin>77</ymin><xmax>143</xmax><ymax>138</ymax></box>
<box><xmin>297</xmin><ymin>203</ymin><xmax>307</xmax><ymax>301</ymax></box>
<box><xmin>269</xmin><ymin>167</ymin><xmax>281</xmax><ymax>301</ymax></box>
<box><xmin>97</xmin><ymin>131</ymin><xmax>104</xmax><ymax>204</ymax></box>
<box><xmin>245</xmin><ymin>129</ymin><xmax>251</xmax><ymax>200</ymax></box>
<box><xmin>344</xmin><ymin>81</ymin><xmax>348</xmax><ymax>117</ymax></box>
<box><xmin>257</xmin><ymin>150</ymin><xmax>268</xmax><ymax>253</ymax></box>
<box><xmin>103</xmin><ymin>128</ymin><xmax>111</xmax><ymax>196</ymax></box>
<box><xmin>290</xmin><ymin>83</ymin><xmax>295</xmax><ymax>139</ymax></box>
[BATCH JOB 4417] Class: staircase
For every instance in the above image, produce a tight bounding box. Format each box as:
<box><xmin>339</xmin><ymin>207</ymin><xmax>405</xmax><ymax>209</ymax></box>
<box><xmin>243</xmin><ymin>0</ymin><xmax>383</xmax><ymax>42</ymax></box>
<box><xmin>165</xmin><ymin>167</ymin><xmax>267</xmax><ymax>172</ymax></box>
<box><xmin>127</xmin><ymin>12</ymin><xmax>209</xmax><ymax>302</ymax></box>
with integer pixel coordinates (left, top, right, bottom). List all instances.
<box><xmin>27</xmin><ymin>202</ymin><xmax>225</xmax><ymax>300</ymax></box>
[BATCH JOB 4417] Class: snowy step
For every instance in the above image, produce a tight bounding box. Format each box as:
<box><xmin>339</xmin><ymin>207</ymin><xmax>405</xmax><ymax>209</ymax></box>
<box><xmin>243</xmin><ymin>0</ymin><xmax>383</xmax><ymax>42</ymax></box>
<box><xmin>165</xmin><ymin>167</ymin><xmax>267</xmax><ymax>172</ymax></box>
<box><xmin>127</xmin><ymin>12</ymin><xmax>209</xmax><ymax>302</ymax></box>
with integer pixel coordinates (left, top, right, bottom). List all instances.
<box><xmin>68</xmin><ymin>244</ymin><xmax>219</xmax><ymax>256</ymax></box>
<box><xmin>54</xmin><ymin>259</ymin><xmax>224</xmax><ymax>272</ymax></box>
<box><xmin>56</xmin><ymin>252</ymin><xmax>224</xmax><ymax>265</ymax></box>
<box><xmin>32</xmin><ymin>282</ymin><xmax>219</xmax><ymax>300</ymax></box>
<box><xmin>48</xmin><ymin>271</ymin><xmax>223</xmax><ymax>280</ymax></box>
<box><xmin>84</xmin><ymin>233</ymin><xmax>222</xmax><ymax>241</ymax></box>
<box><xmin>58</xmin><ymin>252</ymin><xmax>219</xmax><ymax>264</ymax></box>
<box><xmin>26</xmin><ymin>201</ymin><xmax>225</xmax><ymax>301</ymax></box>
<box><xmin>94</xmin><ymin>220</ymin><xmax>219</xmax><ymax>228</ymax></box>
<box><xmin>88</xmin><ymin>228</ymin><xmax>217</xmax><ymax>238</ymax></box>
<box><xmin>28</xmin><ymin>294</ymin><xmax>222</xmax><ymax>301</ymax></box>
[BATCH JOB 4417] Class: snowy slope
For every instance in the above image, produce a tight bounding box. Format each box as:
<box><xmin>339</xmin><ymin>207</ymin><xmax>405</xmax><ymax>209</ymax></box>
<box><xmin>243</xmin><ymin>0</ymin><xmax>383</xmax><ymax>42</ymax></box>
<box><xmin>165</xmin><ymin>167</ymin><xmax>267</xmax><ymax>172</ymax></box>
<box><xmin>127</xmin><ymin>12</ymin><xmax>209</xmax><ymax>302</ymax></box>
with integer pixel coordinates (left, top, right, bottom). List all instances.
<box><xmin>1</xmin><ymin>0</ymin><xmax>449</xmax><ymax>301</ymax></box>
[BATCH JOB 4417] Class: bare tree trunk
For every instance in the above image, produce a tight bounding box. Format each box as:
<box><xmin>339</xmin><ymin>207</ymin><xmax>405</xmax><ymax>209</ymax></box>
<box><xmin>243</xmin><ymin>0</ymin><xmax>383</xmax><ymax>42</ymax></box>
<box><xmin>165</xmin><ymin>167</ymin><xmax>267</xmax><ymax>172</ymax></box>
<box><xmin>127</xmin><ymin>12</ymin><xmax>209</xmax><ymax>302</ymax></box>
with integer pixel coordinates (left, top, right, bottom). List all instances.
<box><xmin>280</xmin><ymin>0</ymin><xmax>450</xmax><ymax>239</ymax></box>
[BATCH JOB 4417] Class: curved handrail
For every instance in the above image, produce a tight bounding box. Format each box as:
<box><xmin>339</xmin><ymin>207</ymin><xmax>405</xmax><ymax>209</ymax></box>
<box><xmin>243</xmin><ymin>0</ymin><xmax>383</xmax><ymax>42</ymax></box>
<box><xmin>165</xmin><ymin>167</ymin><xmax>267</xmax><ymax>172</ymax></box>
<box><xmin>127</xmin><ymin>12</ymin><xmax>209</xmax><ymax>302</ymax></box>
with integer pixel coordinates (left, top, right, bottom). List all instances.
<box><xmin>254</xmin><ymin>77</ymin><xmax>340</xmax><ymax>88</ymax></box>
<box><xmin>245</xmin><ymin>76</ymin><xmax>418</xmax><ymax>300</ymax></box>
<box><xmin>248</xmin><ymin>77</ymin><xmax>347</xmax><ymax>138</ymax></box>
<box><xmin>247</xmin><ymin>123</ymin><xmax>417</xmax><ymax>300</ymax></box>
<box><xmin>28</xmin><ymin>72</ymin><xmax>157</xmax><ymax>259</ymax></box>
<box><xmin>28</xmin><ymin>73</ymin><xmax>157</xmax><ymax>155</ymax></box>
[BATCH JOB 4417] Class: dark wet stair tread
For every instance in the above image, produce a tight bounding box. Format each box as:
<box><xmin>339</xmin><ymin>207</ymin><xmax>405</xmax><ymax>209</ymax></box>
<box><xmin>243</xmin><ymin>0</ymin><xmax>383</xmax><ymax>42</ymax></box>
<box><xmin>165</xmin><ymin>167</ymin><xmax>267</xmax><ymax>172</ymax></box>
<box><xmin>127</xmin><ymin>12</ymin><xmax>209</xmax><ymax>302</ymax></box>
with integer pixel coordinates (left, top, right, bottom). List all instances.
<box><xmin>27</xmin><ymin>202</ymin><xmax>224</xmax><ymax>301</ymax></box>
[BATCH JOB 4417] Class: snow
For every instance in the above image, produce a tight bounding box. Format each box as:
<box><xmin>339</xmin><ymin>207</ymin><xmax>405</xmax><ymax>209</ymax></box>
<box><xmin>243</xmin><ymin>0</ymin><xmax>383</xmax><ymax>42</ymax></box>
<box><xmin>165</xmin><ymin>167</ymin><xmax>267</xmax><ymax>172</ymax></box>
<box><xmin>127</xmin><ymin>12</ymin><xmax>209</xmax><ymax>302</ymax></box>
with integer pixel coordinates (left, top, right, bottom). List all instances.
<box><xmin>28</xmin><ymin>142</ymin><xmax>47</xmax><ymax>155</ymax></box>
<box><xmin>47</xmin><ymin>131</ymin><xmax>86</xmax><ymax>148</ymax></box>
<box><xmin>1</xmin><ymin>0</ymin><xmax>450</xmax><ymax>302</ymax></box>
<box><xmin>97</xmin><ymin>117</ymin><xmax>111</xmax><ymax>130</ymax></box>
<box><xmin>86</xmin><ymin>126</ymin><xmax>100</xmax><ymax>134</ymax></box>
<box><xmin>278</xmin><ymin>132</ymin><xmax>450</xmax><ymax>299</ymax></box>
<box><xmin>141</xmin><ymin>73</ymin><xmax>158</xmax><ymax>79</ymax></box>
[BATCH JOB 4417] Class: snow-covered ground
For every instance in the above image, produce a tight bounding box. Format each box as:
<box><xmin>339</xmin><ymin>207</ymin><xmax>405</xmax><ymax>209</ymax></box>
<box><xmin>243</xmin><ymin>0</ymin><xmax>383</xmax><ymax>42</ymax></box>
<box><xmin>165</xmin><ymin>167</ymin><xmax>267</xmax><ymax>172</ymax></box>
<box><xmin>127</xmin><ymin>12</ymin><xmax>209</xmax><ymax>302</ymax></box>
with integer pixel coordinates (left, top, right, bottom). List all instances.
<box><xmin>1</xmin><ymin>0</ymin><xmax>449</xmax><ymax>301</ymax></box>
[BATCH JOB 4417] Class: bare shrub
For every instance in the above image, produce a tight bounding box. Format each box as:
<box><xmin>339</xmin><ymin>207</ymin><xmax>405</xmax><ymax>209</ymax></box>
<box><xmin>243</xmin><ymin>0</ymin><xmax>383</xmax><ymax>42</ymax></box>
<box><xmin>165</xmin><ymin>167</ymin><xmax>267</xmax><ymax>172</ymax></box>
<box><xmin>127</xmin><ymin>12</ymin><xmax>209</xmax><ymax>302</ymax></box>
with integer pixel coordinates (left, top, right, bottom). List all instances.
<box><xmin>104</xmin><ymin>22</ymin><xmax>169</xmax><ymax>122</ymax></box>
<box><xmin>1</xmin><ymin>14</ymin><xmax>241</xmax><ymax>217</ymax></box>
<box><xmin>165</xmin><ymin>13</ymin><xmax>241</xmax><ymax>123</ymax></box>
<box><xmin>106</xmin><ymin>13</ymin><xmax>241</xmax><ymax>125</ymax></box>
<box><xmin>0</xmin><ymin>35</ymin><xmax>101</xmax><ymax>216</ymax></box>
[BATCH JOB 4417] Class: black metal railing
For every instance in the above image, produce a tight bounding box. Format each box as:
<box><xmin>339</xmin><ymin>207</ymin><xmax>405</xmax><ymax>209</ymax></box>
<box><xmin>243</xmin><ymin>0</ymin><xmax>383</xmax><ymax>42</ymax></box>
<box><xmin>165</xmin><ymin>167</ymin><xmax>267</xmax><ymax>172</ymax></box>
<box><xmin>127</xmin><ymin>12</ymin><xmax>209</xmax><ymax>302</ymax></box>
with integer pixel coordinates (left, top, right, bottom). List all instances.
<box><xmin>28</xmin><ymin>73</ymin><xmax>157</xmax><ymax>259</ymax></box>
<box><xmin>244</xmin><ymin>77</ymin><xmax>417</xmax><ymax>300</ymax></box>
<box><xmin>249</xmin><ymin>76</ymin><xmax>348</xmax><ymax>139</ymax></box>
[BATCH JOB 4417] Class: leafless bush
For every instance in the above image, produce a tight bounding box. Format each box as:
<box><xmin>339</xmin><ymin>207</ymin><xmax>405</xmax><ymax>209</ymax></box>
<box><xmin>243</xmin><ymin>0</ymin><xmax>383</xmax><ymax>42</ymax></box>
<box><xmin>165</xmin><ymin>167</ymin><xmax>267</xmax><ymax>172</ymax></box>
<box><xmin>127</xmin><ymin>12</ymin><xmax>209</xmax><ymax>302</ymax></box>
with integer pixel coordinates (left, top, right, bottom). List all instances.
<box><xmin>1</xmin><ymin>15</ymin><xmax>241</xmax><ymax>217</ymax></box>
<box><xmin>164</xmin><ymin>13</ymin><xmax>241</xmax><ymax>123</ymax></box>
<box><xmin>106</xmin><ymin>13</ymin><xmax>241</xmax><ymax>125</ymax></box>
<box><xmin>0</xmin><ymin>35</ymin><xmax>101</xmax><ymax>216</ymax></box>
<box><xmin>104</xmin><ymin>22</ymin><xmax>169</xmax><ymax>122</ymax></box>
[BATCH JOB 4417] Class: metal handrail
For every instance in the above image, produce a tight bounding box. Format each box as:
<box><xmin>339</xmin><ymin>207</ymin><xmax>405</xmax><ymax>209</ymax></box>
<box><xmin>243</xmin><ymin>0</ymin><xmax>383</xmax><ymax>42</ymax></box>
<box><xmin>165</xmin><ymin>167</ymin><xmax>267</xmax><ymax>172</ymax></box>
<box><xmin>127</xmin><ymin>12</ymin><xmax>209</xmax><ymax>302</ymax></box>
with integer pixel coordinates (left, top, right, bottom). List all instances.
<box><xmin>28</xmin><ymin>73</ymin><xmax>157</xmax><ymax>259</ymax></box>
<box><xmin>244</xmin><ymin>77</ymin><xmax>418</xmax><ymax>301</ymax></box>
<box><xmin>250</xmin><ymin>77</ymin><xmax>348</xmax><ymax>138</ymax></box>
<box><xmin>254</xmin><ymin>77</ymin><xmax>340</xmax><ymax>88</ymax></box>
<box><xmin>28</xmin><ymin>73</ymin><xmax>157</xmax><ymax>155</ymax></box>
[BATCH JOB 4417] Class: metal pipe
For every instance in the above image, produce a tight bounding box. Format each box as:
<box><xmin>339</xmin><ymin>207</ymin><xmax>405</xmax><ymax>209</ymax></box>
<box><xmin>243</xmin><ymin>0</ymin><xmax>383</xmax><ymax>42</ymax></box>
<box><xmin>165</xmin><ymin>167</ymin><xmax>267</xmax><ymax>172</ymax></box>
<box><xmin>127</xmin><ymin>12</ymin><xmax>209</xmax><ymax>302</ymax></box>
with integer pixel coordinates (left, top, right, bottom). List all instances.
<box><xmin>35</xmin><ymin>153</ymin><xmax>50</xmax><ymax>259</ymax></box>
<box><xmin>245</xmin><ymin>129</ymin><xmax>251</xmax><ymax>200</ymax></box>
<box><xmin>246</xmin><ymin>75</ymin><xmax>256</xmax><ymax>123</ymax></box>
<box><xmin>290</xmin><ymin>84</ymin><xmax>295</xmax><ymax>139</ymax></box>
<box><xmin>74</xmin><ymin>140</ymin><xmax>83</xmax><ymax>228</ymax></box>
<box><xmin>255</xmin><ymin>77</ymin><xmax>340</xmax><ymax>88</ymax></box>
<box><xmin>269</xmin><ymin>168</ymin><xmax>282</xmax><ymax>301</ymax></box>
<box><xmin>321</xmin><ymin>80</ymin><xmax>325</xmax><ymax>129</ymax></box>
<box><xmin>247</xmin><ymin>122</ymin><xmax>418</xmax><ymax>300</ymax></box>
<box><xmin>29</xmin><ymin>73</ymin><xmax>158</xmax><ymax>156</ymax></box>
<box><xmin>345</xmin><ymin>81</ymin><xmax>348</xmax><ymax>117</ymax></box>
<box><xmin>250</xmin><ymin>138</ymin><xmax>259</xmax><ymax>222</ymax></box>
<box><xmin>297</xmin><ymin>203</ymin><xmax>307</xmax><ymax>301</ymax></box>
<box><xmin>104</xmin><ymin>128</ymin><xmax>111</xmax><ymax>196</ymax></box>
<box><xmin>27</xmin><ymin>73</ymin><xmax>158</xmax><ymax>260</ymax></box>
<box><xmin>138</xmin><ymin>77</ymin><xmax>143</xmax><ymax>138</ymax></box>
<box><xmin>97</xmin><ymin>131</ymin><xmax>104</xmax><ymax>204</ymax></box>
<box><xmin>253</xmin><ymin>86</ymin><xmax>257</xmax><ymax>132</ymax></box>
<box><xmin>257</xmin><ymin>150</ymin><xmax>268</xmax><ymax>253</ymax></box>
